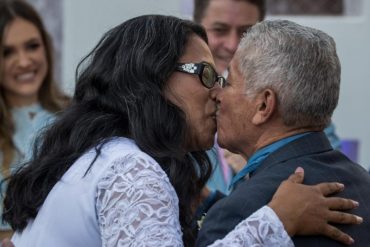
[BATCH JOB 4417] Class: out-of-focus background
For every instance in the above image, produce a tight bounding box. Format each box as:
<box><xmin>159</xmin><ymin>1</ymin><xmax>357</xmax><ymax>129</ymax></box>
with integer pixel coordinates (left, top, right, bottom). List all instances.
<box><xmin>27</xmin><ymin>0</ymin><xmax>370</xmax><ymax>170</ymax></box>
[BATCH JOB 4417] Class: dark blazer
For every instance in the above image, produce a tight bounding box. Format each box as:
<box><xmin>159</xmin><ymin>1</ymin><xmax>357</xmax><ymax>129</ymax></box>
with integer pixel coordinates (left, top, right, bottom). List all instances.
<box><xmin>196</xmin><ymin>132</ymin><xmax>370</xmax><ymax>247</ymax></box>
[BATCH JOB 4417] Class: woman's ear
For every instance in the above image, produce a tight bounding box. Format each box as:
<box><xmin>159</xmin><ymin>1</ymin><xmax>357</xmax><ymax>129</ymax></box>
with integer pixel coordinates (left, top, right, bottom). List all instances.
<box><xmin>252</xmin><ymin>89</ymin><xmax>277</xmax><ymax>125</ymax></box>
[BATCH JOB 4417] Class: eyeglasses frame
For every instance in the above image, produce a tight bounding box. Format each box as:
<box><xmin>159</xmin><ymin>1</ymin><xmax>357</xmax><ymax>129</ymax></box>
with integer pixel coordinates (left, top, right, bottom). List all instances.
<box><xmin>175</xmin><ymin>62</ymin><xmax>226</xmax><ymax>88</ymax></box>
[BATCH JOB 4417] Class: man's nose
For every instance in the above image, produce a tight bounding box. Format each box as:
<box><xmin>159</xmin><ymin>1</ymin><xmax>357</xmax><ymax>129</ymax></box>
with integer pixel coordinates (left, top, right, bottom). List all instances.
<box><xmin>224</xmin><ymin>31</ymin><xmax>240</xmax><ymax>54</ymax></box>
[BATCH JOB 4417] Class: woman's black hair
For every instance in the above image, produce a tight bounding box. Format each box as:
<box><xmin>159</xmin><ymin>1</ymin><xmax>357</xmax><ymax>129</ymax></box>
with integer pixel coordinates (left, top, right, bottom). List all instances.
<box><xmin>3</xmin><ymin>15</ymin><xmax>211</xmax><ymax>246</ymax></box>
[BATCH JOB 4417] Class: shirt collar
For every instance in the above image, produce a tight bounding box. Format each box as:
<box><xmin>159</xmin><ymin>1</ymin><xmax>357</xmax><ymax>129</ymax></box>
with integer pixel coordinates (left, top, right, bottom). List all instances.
<box><xmin>229</xmin><ymin>132</ymin><xmax>311</xmax><ymax>190</ymax></box>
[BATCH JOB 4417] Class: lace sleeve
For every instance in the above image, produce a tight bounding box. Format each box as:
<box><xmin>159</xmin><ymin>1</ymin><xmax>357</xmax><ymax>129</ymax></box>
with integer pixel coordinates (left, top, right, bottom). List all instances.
<box><xmin>208</xmin><ymin>206</ymin><xmax>294</xmax><ymax>247</ymax></box>
<box><xmin>96</xmin><ymin>154</ymin><xmax>293</xmax><ymax>247</ymax></box>
<box><xmin>96</xmin><ymin>154</ymin><xmax>183</xmax><ymax>247</ymax></box>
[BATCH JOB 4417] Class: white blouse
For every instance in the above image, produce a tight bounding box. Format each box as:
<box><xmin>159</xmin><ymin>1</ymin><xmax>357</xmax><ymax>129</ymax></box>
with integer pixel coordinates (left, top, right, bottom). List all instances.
<box><xmin>12</xmin><ymin>137</ymin><xmax>293</xmax><ymax>247</ymax></box>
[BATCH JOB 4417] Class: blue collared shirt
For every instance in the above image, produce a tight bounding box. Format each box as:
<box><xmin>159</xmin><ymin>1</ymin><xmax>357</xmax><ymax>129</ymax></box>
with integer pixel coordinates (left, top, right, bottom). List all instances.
<box><xmin>229</xmin><ymin>132</ymin><xmax>311</xmax><ymax>190</ymax></box>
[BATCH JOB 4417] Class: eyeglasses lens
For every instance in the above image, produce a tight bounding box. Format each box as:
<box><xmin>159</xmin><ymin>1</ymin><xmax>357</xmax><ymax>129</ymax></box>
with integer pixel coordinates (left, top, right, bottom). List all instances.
<box><xmin>202</xmin><ymin>65</ymin><xmax>216</xmax><ymax>88</ymax></box>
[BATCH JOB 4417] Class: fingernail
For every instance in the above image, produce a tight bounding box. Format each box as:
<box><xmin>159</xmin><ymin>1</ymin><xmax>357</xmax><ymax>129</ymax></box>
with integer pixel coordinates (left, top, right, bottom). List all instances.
<box><xmin>348</xmin><ymin>237</ymin><xmax>354</xmax><ymax>244</ymax></box>
<box><xmin>356</xmin><ymin>216</ymin><xmax>363</xmax><ymax>224</ymax></box>
<box><xmin>352</xmin><ymin>200</ymin><xmax>359</xmax><ymax>207</ymax></box>
<box><xmin>295</xmin><ymin>167</ymin><xmax>304</xmax><ymax>173</ymax></box>
<box><xmin>335</xmin><ymin>183</ymin><xmax>344</xmax><ymax>191</ymax></box>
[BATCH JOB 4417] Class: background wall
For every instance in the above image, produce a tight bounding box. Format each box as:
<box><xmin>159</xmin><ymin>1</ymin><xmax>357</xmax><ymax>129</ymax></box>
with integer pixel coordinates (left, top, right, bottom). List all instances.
<box><xmin>62</xmin><ymin>0</ymin><xmax>181</xmax><ymax>93</ymax></box>
<box><xmin>62</xmin><ymin>0</ymin><xmax>370</xmax><ymax>169</ymax></box>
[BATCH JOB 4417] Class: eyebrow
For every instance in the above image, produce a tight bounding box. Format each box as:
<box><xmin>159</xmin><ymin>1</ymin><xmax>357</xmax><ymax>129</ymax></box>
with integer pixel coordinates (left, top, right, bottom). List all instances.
<box><xmin>4</xmin><ymin>37</ymin><xmax>41</xmax><ymax>47</ymax></box>
<box><xmin>210</xmin><ymin>22</ymin><xmax>230</xmax><ymax>27</ymax></box>
<box><xmin>25</xmin><ymin>37</ymin><xmax>42</xmax><ymax>43</ymax></box>
<box><xmin>238</xmin><ymin>25</ymin><xmax>254</xmax><ymax>30</ymax></box>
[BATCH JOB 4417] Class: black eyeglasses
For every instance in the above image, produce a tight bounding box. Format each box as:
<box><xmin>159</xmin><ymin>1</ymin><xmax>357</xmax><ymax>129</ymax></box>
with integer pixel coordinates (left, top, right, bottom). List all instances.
<box><xmin>176</xmin><ymin>62</ymin><xmax>226</xmax><ymax>88</ymax></box>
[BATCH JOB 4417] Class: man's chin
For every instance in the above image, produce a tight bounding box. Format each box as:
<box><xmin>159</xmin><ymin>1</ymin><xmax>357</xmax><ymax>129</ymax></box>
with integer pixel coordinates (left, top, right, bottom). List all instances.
<box><xmin>215</xmin><ymin>59</ymin><xmax>231</xmax><ymax>74</ymax></box>
<box><xmin>216</xmin><ymin>136</ymin><xmax>227</xmax><ymax>149</ymax></box>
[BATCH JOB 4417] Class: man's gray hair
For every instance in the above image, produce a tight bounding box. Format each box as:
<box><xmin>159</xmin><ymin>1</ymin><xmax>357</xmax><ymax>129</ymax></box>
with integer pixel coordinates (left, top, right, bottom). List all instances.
<box><xmin>237</xmin><ymin>20</ymin><xmax>340</xmax><ymax>128</ymax></box>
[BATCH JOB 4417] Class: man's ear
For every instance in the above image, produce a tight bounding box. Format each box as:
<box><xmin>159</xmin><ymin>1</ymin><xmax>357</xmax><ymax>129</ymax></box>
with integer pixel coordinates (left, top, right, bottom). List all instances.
<box><xmin>252</xmin><ymin>89</ymin><xmax>277</xmax><ymax>125</ymax></box>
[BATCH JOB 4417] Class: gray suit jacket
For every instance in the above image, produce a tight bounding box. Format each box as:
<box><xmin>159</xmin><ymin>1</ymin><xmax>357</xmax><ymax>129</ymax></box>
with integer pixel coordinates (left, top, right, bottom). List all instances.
<box><xmin>196</xmin><ymin>132</ymin><xmax>370</xmax><ymax>247</ymax></box>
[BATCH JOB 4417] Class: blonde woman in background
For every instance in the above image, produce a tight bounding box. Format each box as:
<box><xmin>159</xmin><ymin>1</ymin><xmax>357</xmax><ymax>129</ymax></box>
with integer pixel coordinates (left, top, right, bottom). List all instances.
<box><xmin>0</xmin><ymin>0</ymin><xmax>69</xmax><ymax>238</ymax></box>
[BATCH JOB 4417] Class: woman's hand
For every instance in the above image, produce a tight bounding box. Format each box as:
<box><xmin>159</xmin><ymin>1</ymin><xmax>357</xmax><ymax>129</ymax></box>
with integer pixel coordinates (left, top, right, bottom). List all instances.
<box><xmin>268</xmin><ymin>167</ymin><xmax>362</xmax><ymax>245</ymax></box>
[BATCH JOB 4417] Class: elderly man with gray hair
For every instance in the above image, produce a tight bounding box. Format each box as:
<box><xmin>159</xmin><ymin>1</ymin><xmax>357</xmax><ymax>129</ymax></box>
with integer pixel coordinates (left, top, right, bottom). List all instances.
<box><xmin>196</xmin><ymin>20</ymin><xmax>370</xmax><ymax>247</ymax></box>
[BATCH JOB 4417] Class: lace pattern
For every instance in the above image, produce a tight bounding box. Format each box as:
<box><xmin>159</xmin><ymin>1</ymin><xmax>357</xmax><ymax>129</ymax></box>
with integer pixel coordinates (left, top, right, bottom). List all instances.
<box><xmin>210</xmin><ymin>206</ymin><xmax>294</xmax><ymax>247</ymax></box>
<box><xmin>96</xmin><ymin>152</ymin><xmax>293</xmax><ymax>247</ymax></box>
<box><xmin>96</xmin><ymin>154</ymin><xmax>182</xmax><ymax>247</ymax></box>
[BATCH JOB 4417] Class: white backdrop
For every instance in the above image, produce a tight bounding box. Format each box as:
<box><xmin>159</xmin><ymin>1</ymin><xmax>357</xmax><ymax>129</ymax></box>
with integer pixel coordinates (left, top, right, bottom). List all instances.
<box><xmin>62</xmin><ymin>0</ymin><xmax>370</xmax><ymax>169</ymax></box>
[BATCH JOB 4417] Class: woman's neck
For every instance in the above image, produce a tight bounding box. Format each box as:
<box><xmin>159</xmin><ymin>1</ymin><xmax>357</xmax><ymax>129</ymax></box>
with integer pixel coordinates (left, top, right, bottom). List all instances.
<box><xmin>5</xmin><ymin>94</ymin><xmax>39</xmax><ymax>108</ymax></box>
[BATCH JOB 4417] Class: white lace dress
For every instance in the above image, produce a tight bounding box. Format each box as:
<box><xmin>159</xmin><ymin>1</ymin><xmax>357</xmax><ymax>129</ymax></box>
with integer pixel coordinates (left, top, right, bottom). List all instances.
<box><xmin>12</xmin><ymin>137</ymin><xmax>293</xmax><ymax>247</ymax></box>
<box><xmin>96</xmin><ymin>139</ymin><xmax>293</xmax><ymax>247</ymax></box>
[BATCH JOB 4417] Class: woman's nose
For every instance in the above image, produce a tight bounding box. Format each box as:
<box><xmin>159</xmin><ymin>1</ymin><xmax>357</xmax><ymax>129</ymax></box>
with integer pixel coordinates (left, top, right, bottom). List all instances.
<box><xmin>210</xmin><ymin>86</ymin><xmax>221</xmax><ymax>101</ymax></box>
<box><xmin>16</xmin><ymin>51</ymin><xmax>32</xmax><ymax>68</ymax></box>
